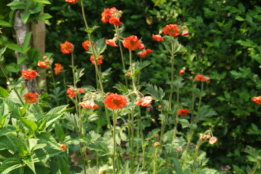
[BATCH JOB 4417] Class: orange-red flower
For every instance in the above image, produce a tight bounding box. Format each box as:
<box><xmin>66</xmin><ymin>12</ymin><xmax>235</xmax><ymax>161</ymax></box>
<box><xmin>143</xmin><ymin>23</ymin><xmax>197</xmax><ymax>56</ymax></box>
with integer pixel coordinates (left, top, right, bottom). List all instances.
<box><xmin>60</xmin><ymin>41</ymin><xmax>73</xmax><ymax>54</ymax></box>
<box><xmin>65</xmin><ymin>0</ymin><xmax>77</xmax><ymax>4</ymax></box>
<box><xmin>178</xmin><ymin>109</ymin><xmax>189</xmax><ymax>116</ymax></box>
<box><xmin>38</xmin><ymin>61</ymin><xmax>49</xmax><ymax>69</ymax></box>
<box><xmin>80</xmin><ymin>101</ymin><xmax>98</xmax><ymax>109</ymax></box>
<box><xmin>136</xmin><ymin>96</ymin><xmax>153</xmax><ymax>107</ymax></box>
<box><xmin>24</xmin><ymin>92</ymin><xmax>38</xmax><ymax>103</ymax></box>
<box><xmin>82</xmin><ymin>40</ymin><xmax>94</xmax><ymax>50</ymax></box>
<box><xmin>140</xmin><ymin>49</ymin><xmax>153</xmax><ymax>58</ymax></box>
<box><xmin>78</xmin><ymin>88</ymin><xmax>84</xmax><ymax>93</ymax></box>
<box><xmin>109</xmin><ymin>17</ymin><xmax>122</xmax><ymax>26</ymax></box>
<box><xmin>146</xmin><ymin>49</ymin><xmax>153</xmax><ymax>54</ymax></box>
<box><xmin>123</xmin><ymin>35</ymin><xmax>141</xmax><ymax>51</ymax></box>
<box><xmin>163</xmin><ymin>24</ymin><xmax>180</xmax><ymax>37</ymax></box>
<box><xmin>139</xmin><ymin>44</ymin><xmax>145</xmax><ymax>50</ymax></box>
<box><xmin>152</xmin><ymin>34</ymin><xmax>164</xmax><ymax>42</ymax></box>
<box><xmin>22</xmin><ymin>69</ymin><xmax>37</xmax><ymax>80</ymax></box>
<box><xmin>195</xmin><ymin>73</ymin><xmax>205</xmax><ymax>82</ymax></box>
<box><xmin>60</xmin><ymin>144</ymin><xmax>66</xmax><ymax>151</ymax></box>
<box><xmin>54</xmin><ymin>63</ymin><xmax>63</xmax><ymax>75</ymax></box>
<box><xmin>67</xmin><ymin>87</ymin><xmax>76</xmax><ymax>98</ymax></box>
<box><xmin>101</xmin><ymin>8</ymin><xmax>111</xmax><ymax>23</ymax></box>
<box><xmin>104</xmin><ymin>93</ymin><xmax>127</xmax><ymax>110</ymax></box>
<box><xmin>253</xmin><ymin>97</ymin><xmax>261</xmax><ymax>105</ymax></box>
<box><xmin>106</xmin><ymin>39</ymin><xmax>117</xmax><ymax>47</ymax></box>
<box><xmin>90</xmin><ymin>55</ymin><xmax>103</xmax><ymax>65</ymax></box>
<box><xmin>182</xmin><ymin>30</ymin><xmax>189</xmax><ymax>36</ymax></box>
<box><xmin>208</xmin><ymin>137</ymin><xmax>218</xmax><ymax>144</ymax></box>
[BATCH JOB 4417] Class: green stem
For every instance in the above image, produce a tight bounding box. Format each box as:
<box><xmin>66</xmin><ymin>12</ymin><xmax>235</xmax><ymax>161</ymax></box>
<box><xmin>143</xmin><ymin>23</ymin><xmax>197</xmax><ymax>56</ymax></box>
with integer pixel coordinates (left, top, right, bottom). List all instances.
<box><xmin>154</xmin><ymin>148</ymin><xmax>158</xmax><ymax>174</ymax></box>
<box><xmin>251</xmin><ymin>160</ymin><xmax>261</xmax><ymax>174</ymax></box>
<box><xmin>138</xmin><ymin>106</ymin><xmax>145</xmax><ymax>168</ymax></box>
<box><xmin>62</xmin><ymin>71</ymin><xmax>69</xmax><ymax>104</ymax></box>
<box><xmin>0</xmin><ymin>60</ymin><xmax>25</xmax><ymax>105</ymax></box>
<box><xmin>137</xmin><ymin>55</ymin><xmax>142</xmax><ymax>86</ymax></box>
<box><xmin>192</xmin><ymin>140</ymin><xmax>201</xmax><ymax>174</ymax></box>
<box><xmin>50</xmin><ymin>67</ymin><xmax>59</xmax><ymax>106</ymax></box>
<box><xmin>196</xmin><ymin>81</ymin><xmax>204</xmax><ymax>122</ymax></box>
<box><xmin>170</xmin><ymin>84</ymin><xmax>179</xmax><ymax>153</ymax></box>
<box><xmin>113</xmin><ymin>111</ymin><xmax>117</xmax><ymax>174</ymax></box>
<box><xmin>79</xmin><ymin>144</ymin><xmax>87</xmax><ymax>174</ymax></box>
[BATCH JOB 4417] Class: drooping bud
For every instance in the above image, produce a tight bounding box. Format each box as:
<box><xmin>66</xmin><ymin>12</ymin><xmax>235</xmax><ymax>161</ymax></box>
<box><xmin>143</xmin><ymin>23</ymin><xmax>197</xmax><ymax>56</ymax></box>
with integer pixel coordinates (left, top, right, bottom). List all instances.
<box><xmin>126</xmin><ymin>72</ymin><xmax>131</xmax><ymax>76</ymax></box>
<box><xmin>155</xmin><ymin>134</ymin><xmax>159</xmax><ymax>138</ymax></box>
<box><xmin>182</xmin><ymin>30</ymin><xmax>189</xmax><ymax>36</ymax></box>
<box><xmin>158</xmin><ymin>105</ymin><xmax>162</xmax><ymax>109</ymax></box>
<box><xmin>206</xmin><ymin>77</ymin><xmax>210</xmax><ymax>82</ymax></box>
<box><xmin>154</xmin><ymin>142</ymin><xmax>159</xmax><ymax>147</ymax></box>
<box><xmin>190</xmin><ymin>76</ymin><xmax>193</xmax><ymax>80</ymax></box>
<box><xmin>179</xmin><ymin>70</ymin><xmax>185</xmax><ymax>75</ymax></box>
<box><xmin>45</xmin><ymin>60</ymin><xmax>49</xmax><ymax>63</ymax></box>
<box><xmin>43</xmin><ymin>56</ymin><xmax>47</xmax><ymax>59</ymax></box>
<box><xmin>176</xmin><ymin>147</ymin><xmax>181</xmax><ymax>153</ymax></box>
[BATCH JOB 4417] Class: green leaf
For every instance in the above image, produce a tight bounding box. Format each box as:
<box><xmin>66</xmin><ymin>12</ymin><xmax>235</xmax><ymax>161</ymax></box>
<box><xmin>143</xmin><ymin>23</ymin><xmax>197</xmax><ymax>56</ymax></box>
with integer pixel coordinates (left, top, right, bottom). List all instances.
<box><xmin>23</xmin><ymin>32</ymin><xmax>32</xmax><ymax>50</ymax></box>
<box><xmin>0</xmin><ymin>158</ymin><xmax>23</xmax><ymax>174</ymax></box>
<box><xmin>5</xmin><ymin>44</ymin><xmax>23</xmax><ymax>53</ymax></box>
<box><xmin>235</xmin><ymin>16</ymin><xmax>245</xmax><ymax>21</ymax></box>
<box><xmin>19</xmin><ymin>117</ymin><xmax>38</xmax><ymax>133</ymax></box>
<box><xmin>75</xmin><ymin>68</ymin><xmax>85</xmax><ymax>84</ymax></box>
<box><xmin>0</xmin><ymin>20</ymin><xmax>12</xmax><ymax>27</ymax></box>
<box><xmin>0</xmin><ymin>86</ymin><xmax>9</xmax><ymax>98</ymax></box>
<box><xmin>47</xmin><ymin>105</ymin><xmax>68</xmax><ymax>115</ymax></box>
<box><xmin>32</xmin><ymin>145</ymin><xmax>63</xmax><ymax>162</ymax></box>
<box><xmin>37</xmin><ymin>13</ymin><xmax>52</xmax><ymax>25</ymax></box>
<box><xmin>3</xmin><ymin>98</ymin><xmax>20</xmax><ymax>117</ymax></box>
<box><xmin>146</xmin><ymin>84</ymin><xmax>165</xmax><ymax>101</ymax></box>
<box><xmin>58</xmin><ymin>156</ymin><xmax>68</xmax><ymax>174</ymax></box>
<box><xmin>199</xmin><ymin>168</ymin><xmax>218</xmax><ymax>174</ymax></box>
<box><xmin>22</xmin><ymin>156</ymin><xmax>35</xmax><ymax>174</ymax></box>
<box><xmin>32</xmin><ymin>0</ymin><xmax>51</xmax><ymax>4</ymax></box>
<box><xmin>0</xmin><ymin>47</ymin><xmax>7</xmax><ymax>56</ymax></box>
<box><xmin>21</xmin><ymin>11</ymin><xmax>30</xmax><ymax>24</ymax></box>
<box><xmin>6</xmin><ymin>64</ymin><xmax>19</xmax><ymax>73</ymax></box>
<box><xmin>6</xmin><ymin>134</ymin><xmax>28</xmax><ymax>157</ymax></box>
<box><xmin>172</xmin><ymin>158</ymin><xmax>181</xmax><ymax>173</ymax></box>
<box><xmin>251</xmin><ymin>123</ymin><xmax>258</xmax><ymax>132</ymax></box>
<box><xmin>18</xmin><ymin>56</ymin><xmax>27</xmax><ymax>65</ymax></box>
<box><xmin>0</xmin><ymin>136</ymin><xmax>17</xmax><ymax>153</ymax></box>
<box><xmin>179</xmin><ymin>119</ymin><xmax>190</xmax><ymax>129</ymax></box>
<box><xmin>55</xmin><ymin>122</ymin><xmax>65</xmax><ymax>142</ymax></box>
<box><xmin>38</xmin><ymin>119</ymin><xmax>47</xmax><ymax>131</ymax></box>
<box><xmin>36</xmin><ymin>132</ymin><xmax>60</xmax><ymax>148</ymax></box>
<box><xmin>7</xmin><ymin>1</ymin><xmax>26</xmax><ymax>6</ymax></box>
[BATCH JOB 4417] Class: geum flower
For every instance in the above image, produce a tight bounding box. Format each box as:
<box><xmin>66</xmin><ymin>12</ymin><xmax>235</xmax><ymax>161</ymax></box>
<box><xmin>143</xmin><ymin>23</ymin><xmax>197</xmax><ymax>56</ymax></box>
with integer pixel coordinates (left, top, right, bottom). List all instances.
<box><xmin>22</xmin><ymin>69</ymin><xmax>37</xmax><ymax>80</ymax></box>
<box><xmin>101</xmin><ymin>8</ymin><xmax>112</xmax><ymax>23</ymax></box>
<box><xmin>38</xmin><ymin>61</ymin><xmax>49</xmax><ymax>69</ymax></box>
<box><xmin>101</xmin><ymin>7</ymin><xmax>121</xmax><ymax>23</ymax></box>
<box><xmin>106</xmin><ymin>39</ymin><xmax>117</xmax><ymax>47</ymax></box>
<box><xmin>123</xmin><ymin>35</ymin><xmax>141</xmax><ymax>51</ymax></box>
<box><xmin>182</xmin><ymin>30</ymin><xmax>189</xmax><ymax>36</ymax></box>
<box><xmin>67</xmin><ymin>88</ymin><xmax>76</xmax><ymax>98</ymax></box>
<box><xmin>209</xmin><ymin>136</ymin><xmax>218</xmax><ymax>144</ymax></box>
<box><xmin>253</xmin><ymin>97</ymin><xmax>261</xmax><ymax>105</ymax></box>
<box><xmin>163</xmin><ymin>24</ymin><xmax>180</xmax><ymax>37</ymax></box>
<box><xmin>195</xmin><ymin>73</ymin><xmax>206</xmax><ymax>82</ymax></box>
<box><xmin>138</xmin><ymin>49</ymin><xmax>153</xmax><ymax>58</ymax></box>
<box><xmin>109</xmin><ymin>17</ymin><xmax>122</xmax><ymax>26</ymax></box>
<box><xmin>136</xmin><ymin>96</ymin><xmax>153</xmax><ymax>107</ymax></box>
<box><xmin>60</xmin><ymin>144</ymin><xmax>66</xmax><ymax>151</ymax></box>
<box><xmin>139</xmin><ymin>44</ymin><xmax>145</xmax><ymax>50</ymax></box>
<box><xmin>178</xmin><ymin>109</ymin><xmax>189</xmax><ymax>116</ymax></box>
<box><xmin>60</xmin><ymin>41</ymin><xmax>73</xmax><ymax>54</ymax></box>
<box><xmin>80</xmin><ymin>101</ymin><xmax>98</xmax><ymax>109</ymax></box>
<box><xmin>90</xmin><ymin>55</ymin><xmax>103</xmax><ymax>65</ymax></box>
<box><xmin>65</xmin><ymin>0</ymin><xmax>78</xmax><ymax>4</ymax></box>
<box><xmin>54</xmin><ymin>63</ymin><xmax>63</xmax><ymax>75</ymax></box>
<box><xmin>24</xmin><ymin>92</ymin><xmax>38</xmax><ymax>103</ymax></box>
<box><xmin>104</xmin><ymin>93</ymin><xmax>127</xmax><ymax>110</ymax></box>
<box><xmin>82</xmin><ymin>40</ymin><xmax>94</xmax><ymax>50</ymax></box>
<box><xmin>152</xmin><ymin>34</ymin><xmax>164</xmax><ymax>42</ymax></box>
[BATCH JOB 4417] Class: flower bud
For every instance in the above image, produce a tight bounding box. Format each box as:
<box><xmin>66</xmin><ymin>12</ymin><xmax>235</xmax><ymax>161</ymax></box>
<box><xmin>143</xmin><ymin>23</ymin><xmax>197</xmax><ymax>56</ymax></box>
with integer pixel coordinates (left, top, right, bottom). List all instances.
<box><xmin>92</xmin><ymin>95</ymin><xmax>96</xmax><ymax>99</ymax></box>
<box><xmin>85</xmin><ymin>94</ymin><xmax>89</xmax><ymax>98</ymax></box>
<box><xmin>155</xmin><ymin>134</ymin><xmax>159</xmax><ymax>138</ymax></box>
<box><xmin>45</xmin><ymin>60</ymin><xmax>49</xmax><ymax>63</ymax></box>
<box><xmin>126</xmin><ymin>72</ymin><xmax>131</xmax><ymax>76</ymax></box>
<box><xmin>60</xmin><ymin>144</ymin><xmax>66</xmax><ymax>151</ymax></box>
<box><xmin>176</xmin><ymin>147</ymin><xmax>181</xmax><ymax>153</ymax></box>
<box><xmin>190</xmin><ymin>76</ymin><xmax>193</xmax><ymax>80</ymax></box>
<box><xmin>158</xmin><ymin>105</ymin><xmax>162</xmax><ymax>109</ymax></box>
<box><xmin>43</xmin><ymin>56</ymin><xmax>47</xmax><ymax>59</ymax></box>
<box><xmin>154</xmin><ymin>142</ymin><xmax>159</xmax><ymax>147</ymax></box>
<box><xmin>182</xmin><ymin>30</ymin><xmax>189</xmax><ymax>36</ymax></box>
<box><xmin>206</xmin><ymin>77</ymin><xmax>210</xmax><ymax>82</ymax></box>
<box><xmin>139</xmin><ymin>44</ymin><xmax>145</xmax><ymax>50</ymax></box>
<box><xmin>179</xmin><ymin>70</ymin><xmax>185</xmax><ymax>75</ymax></box>
<box><xmin>146</xmin><ymin>105</ymin><xmax>153</xmax><ymax>112</ymax></box>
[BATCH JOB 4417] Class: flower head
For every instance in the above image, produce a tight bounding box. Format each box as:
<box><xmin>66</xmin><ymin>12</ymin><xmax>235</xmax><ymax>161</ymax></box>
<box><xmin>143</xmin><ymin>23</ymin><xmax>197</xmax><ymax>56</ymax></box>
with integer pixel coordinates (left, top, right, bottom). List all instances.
<box><xmin>45</xmin><ymin>60</ymin><xmax>49</xmax><ymax>63</ymax></box>
<box><xmin>163</xmin><ymin>24</ymin><xmax>180</xmax><ymax>37</ymax></box>
<box><xmin>90</xmin><ymin>55</ymin><xmax>103</xmax><ymax>65</ymax></box>
<box><xmin>43</xmin><ymin>56</ymin><xmax>47</xmax><ymax>59</ymax></box>
<box><xmin>104</xmin><ymin>93</ymin><xmax>127</xmax><ymax>110</ymax></box>
<box><xmin>178</xmin><ymin>109</ymin><xmax>189</xmax><ymax>116</ymax></box>
<box><xmin>154</xmin><ymin>142</ymin><xmax>159</xmax><ymax>147</ymax></box>
<box><xmin>67</xmin><ymin>87</ymin><xmax>76</xmax><ymax>98</ymax></box>
<box><xmin>182</xmin><ymin>30</ymin><xmax>189</xmax><ymax>36</ymax></box>
<box><xmin>22</xmin><ymin>69</ymin><xmax>37</xmax><ymax>80</ymax></box>
<box><xmin>60</xmin><ymin>41</ymin><xmax>73</xmax><ymax>54</ymax></box>
<box><xmin>60</xmin><ymin>144</ymin><xmax>66</xmax><ymax>151</ymax></box>
<box><xmin>152</xmin><ymin>34</ymin><xmax>164</xmax><ymax>42</ymax></box>
<box><xmin>82</xmin><ymin>40</ymin><xmax>93</xmax><ymax>50</ymax></box>
<box><xmin>54</xmin><ymin>63</ymin><xmax>63</xmax><ymax>75</ymax></box>
<box><xmin>38</xmin><ymin>61</ymin><xmax>49</xmax><ymax>69</ymax></box>
<box><xmin>65</xmin><ymin>0</ymin><xmax>78</xmax><ymax>4</ymax></box>
<box><xmin>195</xmin><ymin>73</ymin><xmax>206</xmax><ymax>81</ymax></box>
<box><xmin>24</xmin><ymin>92</ymin><xmax>38</xmax><ymax>103</ymax></box>
<box><xmin>126</xmin><ymin>72</ymin><xmax>131</xmax><ymax>76</ymax></box>
<box><xmin>209</xmin><ymin>136</ymin><xmax>218</xmax><ymax>144</ymax></box>
<box><xmin>106</xmin><ymin>39</ymin><xmax>117</xmax><ymax>47</ymax></box>
<box><xmin>206</xmin><ymin>77</ymin><xmax>210</xmax><ymax>82</ymax></box>
<box><xmin>101</xmin><ymin>8</ymin><xmax>111</xmax><ymax>23</ymax></box>
<box><xmin>158</xmin><ymin>105</ymin><xmax>162</xmax><ymax>109</ymax></box>
<box><xmin>123</xmin><ymin>35</ymin><xmax>141</xmax><ymax>51</ymax></box>
<box><xmin>179</xmin><ymin>70</ymin><xmax>185</xmax><ymax>75</ymax></box>
<box><xmin>80</xmin><ymin>101</ymin><xmax>98</xmax><ymax>109</ymax></box>
<box><xmin>109</xmin><ymin>17</ymin><xmax>122</xmax><ymax>26</ymax></box>
<box><xmin>78</xmin><ymin>88</ymin><xmax>84</xmax><ymax>93</ymax></box>
<box><xmin>253</xmin><ymin>97</ymin><xmax>261</xmax><ymax>105</ymax></box>
<box><xmin>139</xmin><ymin>44</ymin><xmax>145</xmax><ymax>50</ymax></box>
<box><xmin>136</xmin><ymin>96</ymin><xmax>153</xmax><ymax>107</ymax></box>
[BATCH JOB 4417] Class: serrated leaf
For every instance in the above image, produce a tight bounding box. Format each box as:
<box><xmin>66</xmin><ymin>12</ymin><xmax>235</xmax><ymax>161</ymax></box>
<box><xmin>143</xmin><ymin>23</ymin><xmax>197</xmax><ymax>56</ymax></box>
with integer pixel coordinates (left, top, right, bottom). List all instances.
<box><xmin>179</xmin><ymin>119</ymin><xmax>190</xmax><ymax>129</ymax></box>
<box><xmin>19</xmin><ymin>117</ymin><xmax>38</xmax><ymax>133</ymax></box>
<box><xmin>32</xmin><ymin>0</ymin><xmax>51</xmax><ymax>4</ymax></box>
<box><xmin>75</xmin><ymin>68</ymin><xmax>85</xmax><ymax>84</ymax></box>
<box><xmin>58</xmin><ymin>156</ymin><xmax>68</xmax><ymax>174</ymax></box>
<box><xmin>55</xmin><ymin>122</ymin><xmax>65</xmax><ymax>142</ymax></box>
<box><xmin>0</xmin><ymin>86</ymin><xmax>9</xmax><ymax>98</ymax></box>
<box><xmin>35</xmin><ymin>132</ymin><xmax>60</xmax><ymax>148</ymax></box>
<box><xmin>146</xmin><ymin>84</ymin><xmax>165</xmax><ymax>101</ymax></box>
<box><xmin>0</xmin><ymin>158</ymin><xmax>23</xmax><ymax>174</ymax></box>
<box><xmin>6</xmin><ymin>134</ymin><xmax>28</xmax><ymax>157</ymax></box>
<box><xmin>22</xmin><ymin>156</ymin><xmax>35</xmax><ymax>174</ymax></box>
<box><xmin>32</xmin><ymin>145</ymin><xmax>63</xmax><ymax>162</ymax></box>
<box><xmin>172</xmin><ymin>158</ymin><xmax>181</xmax><ymax>173</ymax></box>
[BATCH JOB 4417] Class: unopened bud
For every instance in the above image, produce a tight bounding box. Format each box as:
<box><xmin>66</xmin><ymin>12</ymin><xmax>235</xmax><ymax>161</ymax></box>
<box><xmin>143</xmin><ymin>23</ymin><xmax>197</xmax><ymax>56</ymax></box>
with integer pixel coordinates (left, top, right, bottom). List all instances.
<box><xmin>126</xmin><ymin>72</ymin><xmax>131</xmax><ymax>76</ymax></box>
<box><xmin>155</xmin><ymin>134</ymin><xmax>158</xmax><ymax>138</ymax></box>
<box><xmin>45</xmin><ymin>60</ymin><xmax>49</xmax><ymax>63</ymax></box>
<box><xmin>154</xmin><ymin>142</ymin><xmax>159</xmax><ymax>147</ymax></box>
<box><xmin>190</xmin><ymin>76</ymin><xmax>193</xmax><ymax>80</ymax></box>
<box><xmin>158</xmin><ymin>105</ymin><xmax>162</xmax><ymax>109</ymax></box>
<box><xmin>206</xmin><ymin>77</ymin><xmax>210</xmax><ymax>82</ymax></box>
<box><xmin>92</xmin><ymin>95</ymin><xmax>96</xmax><ymax>99</ymax></box>
<box><xmin>179</xmin><ymin>70</ymin><xmax>185</xmax><ymax>75</ymax></box>
<box><xmin>176</xmin><ymin>147</ymin><xmax>181</xmax><ymax>153</ymax></box>
<box><xmin>43</xmin><ymin>56</ymin><xmax>47</xmax><ymax>59</ymax></box>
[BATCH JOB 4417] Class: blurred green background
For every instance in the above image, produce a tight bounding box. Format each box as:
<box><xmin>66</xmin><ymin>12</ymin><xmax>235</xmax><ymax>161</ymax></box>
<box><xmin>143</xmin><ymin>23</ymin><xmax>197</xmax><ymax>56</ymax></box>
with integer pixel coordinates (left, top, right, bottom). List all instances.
<box><xmin>1</xmin><ymin>0</ymin><xmax>261</xmax><ymax>172</ymax></box>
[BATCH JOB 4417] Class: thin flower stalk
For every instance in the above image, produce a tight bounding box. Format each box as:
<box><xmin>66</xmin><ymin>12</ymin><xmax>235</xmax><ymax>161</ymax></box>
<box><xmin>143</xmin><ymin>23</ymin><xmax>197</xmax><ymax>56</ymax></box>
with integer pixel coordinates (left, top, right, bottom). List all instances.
<box><xmin>138</xmin><ymin>106</ymin><xmax>145</xmax><ymax>168</ymax></box>
<box><xmin>250</xmin><ymin>160</ymin><xmax>261</xmax><ymax>174</ymax></box>
<box><xmin>50</xmin><ymin>66</ymin><xmax>59</xmax><ymax>106</ymax></box>
<box><xmin>112</xmin><ymin>111</ymin><xmax>118</xmax><ymax>174</ymax></box>
<box><xmin>154</xmin><ymin>148</ymin><xmax>158</xmax><ymax>174</ymax></box>
<box><xmin>62</xmin><ymin>71</ymin><xmax>69</xmax><ymax>104</ymax></box>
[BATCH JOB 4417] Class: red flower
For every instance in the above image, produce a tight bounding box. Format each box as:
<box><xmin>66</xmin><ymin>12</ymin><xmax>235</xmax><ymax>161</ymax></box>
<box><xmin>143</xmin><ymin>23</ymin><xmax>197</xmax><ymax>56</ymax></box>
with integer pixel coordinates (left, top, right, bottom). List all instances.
<box><xmin>195</xmin><ymin>73</ymin><xmax>205</xmax><ymax>82</ymax></box>
<box><xmin>109</xmin><ymin>17</ymin><xmax>122</xmax><ymax>26</ymax></box>
<box><xmin>60</xmin><ymin>144</ymin><xmax>66</xmax><ymax>151</ymax></box>
<box><xmin>136</xmin><ymin>96</ymin><xmax>153</xmax><ymax>107</ymax></box>
<box><xmin>82</xmin><ymin>40</ymin><xmax>93</xmax><ymax>50</ymax></box>
<box><xmin>163</xmin><ymin>24</ymin><xmax>180</xmax><ymax>37</ymax></box>
<box><xmin>54</xmin><ymin>63</ymin><xmax>63</xmax><ymax>75</ymax></box>
<box><xmin>126</xmin><ymin>72</ymin><xmax>131</xmax><ymax>76</ymax></box>
<box><xmin>38</xmin><ymin>61</ymin><xmax>49</xmax><ymax>69</ymax></box>
<box><xmin>146</xmin><ymin>49</ymin><xmax>153</xmax><ymax>54</ymax></box>
<box><xmin>22</xmin><ymin>69</ymin><xmax>37</xmax><ymax>80</ymax></box>
<box><xmin>140</xmin><ymin>49</ymin><xmax>153</xmax><ymax>58</ymax></box>
<box><xmin>139</xmin><ymin>44</ymin><xmax>145</xmax><ymax>50</ymax></box>
<box><xmin>101</xmin><ymin>8</ymin><xmax>111</xmax><ymax>23</ymax></box>
<box><xmin>65</xmin><ymin>0</ymin><xmax>78</xmax><ymax>4</ymax></box>
<box><xmin>80</xmin><ymin>101</ymin><xmax>98</xmax><ymax>109</ymax></box>
<box><xmin>106</xmin><ymin>39</ymin><xmax>117</xmax><ymax>47</ymax></box>
<box><xmin>178</xmin><ymin>109</ymin><xmax>189</xmax><ymax>116</ymax></box>
<box><xmin>104</xmin><ymin>93</ymin><xmax>127</xmax><ymax>110</ymax></box>
<box><xmin>182</xmin><ymin>30</ymin><xmax>189</xmax><ymax>36</ymax></box>
<box><xmin>141</xmin><ymin>51</ymin><xmax>147</xmax><ymax>58</ymax></box>
<box><xmin>67</xmin><ymin>88</ymin><xmax>76</xmax><ymax>98</ymax></box>
<box><xmin>179</xmin><ymin>70</ymin><xmax>185</xmax><ymax>75</ymax></box>
<box><xmin>152</xmin><ymin>34</ymin><xmax>164</xmax><ymax>42</ymax></box>
<box><xmin>123</xmin><ymin>35</ymin><xmax>141</xmax><ymax>51</ymax></box>
<box><xmin>45</xmin><ymin>60</ymin><xmax>49</xmax><ymax>63</ymax></box>
<box><xmin>137</xmin><ymin>52</ymin><xmax>142</xmax><ymax>57</ymax></box>
<box><xmin>158</xmin><ymin>105</ymin><xmax>162</xmax><ymax>109</ymax></box>
<box><xmin>253</xmin><ymin>97</ymin><xmax>261</xmax><ymax>105</ymax></box>
<box><xmin>205</xmin><ymin>77</ymin><xmax>210</xmax><ymax>82</ymax></box>
<box><xmin>24</xmin><ymin>92</ymin><xmax>38</xmax><ymax>103</ymax></box>
<box><xmin>90</xmin><ymin>55</ymin><xmax>103</xmax><ymax>65</ymax></box>
<box><xmin>60</xmin><ymin>41</ymin><xmax>73</xmax><ymax>54</ymax></box>
<box><xmin>78</xmin><ymin>88</ymin><xmax>84</xmax><ymax>93</ymax></box>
